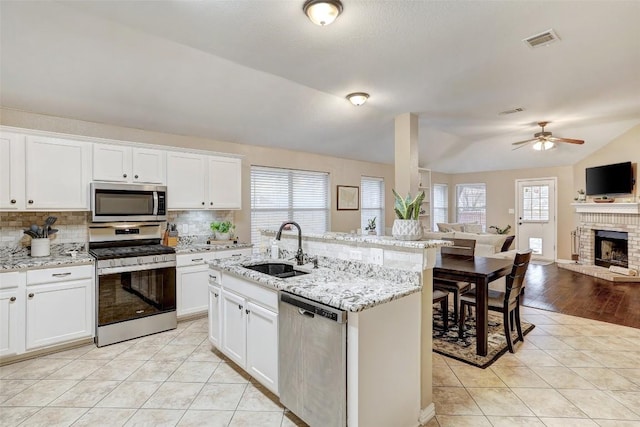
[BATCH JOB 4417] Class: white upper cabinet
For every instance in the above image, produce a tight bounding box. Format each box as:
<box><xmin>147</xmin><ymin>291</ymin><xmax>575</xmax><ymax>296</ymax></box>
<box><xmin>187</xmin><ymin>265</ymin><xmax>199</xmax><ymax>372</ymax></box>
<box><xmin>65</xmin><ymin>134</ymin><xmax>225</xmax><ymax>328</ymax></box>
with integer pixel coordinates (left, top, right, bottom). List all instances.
<box><xmin>208</xmin><ymin>156</ymin><xmax>242</xmax><ymax>209</ymax></box>
<box><xmin>25</xmin><ymin>136</ymin><xmax>91</xmax><ymax>210</ymax></box>
<box><xmin>93</xmin><ymin>144</ymin><xmax>165</xmax><ymax>184</ymax></box>
<box><xmin>167</xmin><ymin>152</ymin><xmax>241</xmax><ymax>210</ymax></box>
<box><xmin>166</xmin><ymin>152</ymin><xmax>208</xmax><ymax>209</ymax></box>
<box><xmin>0</xmin><ymin>132</ymin><xmax>26</xmax><ymax>210</ymax></box>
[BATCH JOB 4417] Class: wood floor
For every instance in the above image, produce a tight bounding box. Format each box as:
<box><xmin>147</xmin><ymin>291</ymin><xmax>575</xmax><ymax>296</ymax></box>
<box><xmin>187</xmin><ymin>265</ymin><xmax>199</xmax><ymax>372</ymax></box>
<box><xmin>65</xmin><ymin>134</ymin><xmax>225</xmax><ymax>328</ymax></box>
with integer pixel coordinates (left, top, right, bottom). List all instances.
<box><xmin>521</xmin><ymin>263</ymin><xmax>640</xmax><ymax>329</ymax></box>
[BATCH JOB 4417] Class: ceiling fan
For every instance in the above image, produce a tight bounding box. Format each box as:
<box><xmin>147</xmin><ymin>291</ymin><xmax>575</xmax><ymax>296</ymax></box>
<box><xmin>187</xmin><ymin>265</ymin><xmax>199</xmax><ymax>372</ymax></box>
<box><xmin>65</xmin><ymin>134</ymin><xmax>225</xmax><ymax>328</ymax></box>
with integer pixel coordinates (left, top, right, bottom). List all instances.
<box><xmin>512</xmin><ymin>121</ymin><xmax>585</xmax><ymax>151</ymax></box>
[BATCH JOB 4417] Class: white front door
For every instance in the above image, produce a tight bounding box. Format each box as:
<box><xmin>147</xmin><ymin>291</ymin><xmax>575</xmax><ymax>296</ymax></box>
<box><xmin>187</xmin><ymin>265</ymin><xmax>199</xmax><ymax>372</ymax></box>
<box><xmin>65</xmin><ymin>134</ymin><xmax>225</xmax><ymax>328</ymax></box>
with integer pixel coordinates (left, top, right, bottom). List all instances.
<box><xmin>515</xmin><ymin>178</ymin><xmax>557</xmax><ymax>261</ymax></box>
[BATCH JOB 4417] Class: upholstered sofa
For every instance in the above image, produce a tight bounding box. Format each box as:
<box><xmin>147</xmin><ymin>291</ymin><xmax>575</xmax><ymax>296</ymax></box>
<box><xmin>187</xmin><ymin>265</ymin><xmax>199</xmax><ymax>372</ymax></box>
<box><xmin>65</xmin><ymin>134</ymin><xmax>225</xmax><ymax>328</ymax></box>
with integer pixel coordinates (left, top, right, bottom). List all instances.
<box><xmin>424</xmin><ymin>230</ymin><xmax>514</xmax><ymax>256</ymax></box>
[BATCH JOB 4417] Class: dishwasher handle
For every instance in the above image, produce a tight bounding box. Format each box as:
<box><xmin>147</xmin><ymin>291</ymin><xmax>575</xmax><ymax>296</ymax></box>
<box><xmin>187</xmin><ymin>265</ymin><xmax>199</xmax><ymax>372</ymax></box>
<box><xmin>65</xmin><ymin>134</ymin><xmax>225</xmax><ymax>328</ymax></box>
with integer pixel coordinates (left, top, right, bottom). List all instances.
<box><xmin>280</xmin><ymin>292</ymin><xmax>346</xmax><ymax>324</ymax></box>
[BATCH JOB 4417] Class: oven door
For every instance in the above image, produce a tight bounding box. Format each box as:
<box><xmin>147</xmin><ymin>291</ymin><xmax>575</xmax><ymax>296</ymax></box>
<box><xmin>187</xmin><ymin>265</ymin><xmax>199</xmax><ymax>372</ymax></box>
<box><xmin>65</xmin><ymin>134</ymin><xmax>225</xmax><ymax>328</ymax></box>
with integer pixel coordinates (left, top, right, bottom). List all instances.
<box><xmin>91</xmin><ymin>182</ymin><xmax>166</xmax><ymax>222</ymax></box>
<box><xmin>97</xmin><ymin>264</ymin><xmax>176</xmax><ymax>327</ymax></box>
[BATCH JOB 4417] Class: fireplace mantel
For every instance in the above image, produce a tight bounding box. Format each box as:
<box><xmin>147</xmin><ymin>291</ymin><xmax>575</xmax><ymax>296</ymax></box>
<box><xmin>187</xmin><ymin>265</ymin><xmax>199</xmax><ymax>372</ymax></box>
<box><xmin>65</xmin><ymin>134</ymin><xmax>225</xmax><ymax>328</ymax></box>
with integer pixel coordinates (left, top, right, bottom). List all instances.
<box><xmin>572</xmin><ymin>202</ymin><xmax>640</xmax><ymax>215</ymax></box>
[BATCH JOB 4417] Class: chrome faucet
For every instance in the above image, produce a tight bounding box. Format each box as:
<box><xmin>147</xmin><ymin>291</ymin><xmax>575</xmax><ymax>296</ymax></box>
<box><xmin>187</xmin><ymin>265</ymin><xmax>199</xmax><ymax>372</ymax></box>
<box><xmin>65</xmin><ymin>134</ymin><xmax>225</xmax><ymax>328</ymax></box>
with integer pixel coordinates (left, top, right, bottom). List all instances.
<box><xmin>276</xmin><ymin>221</ymin><xmax>305</xmax><ymax>266</ymax></box>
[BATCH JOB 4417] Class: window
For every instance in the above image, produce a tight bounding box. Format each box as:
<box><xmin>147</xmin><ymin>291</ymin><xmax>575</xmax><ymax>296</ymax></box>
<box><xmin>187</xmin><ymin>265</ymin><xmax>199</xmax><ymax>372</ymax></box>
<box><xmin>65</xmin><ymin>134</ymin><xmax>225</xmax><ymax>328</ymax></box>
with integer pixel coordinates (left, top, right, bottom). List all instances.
<box><xmin>432</xmin><ymin>184</ymin><xmax>448</xmax><ymax>231</ymax></box>
<box><xmin>522</xmin><ymin>184</ymin><xmax>549</xmax><ymax>221</ymax></box>
<box><xmin>250</xmin><ymin>166</ymin><xmax>329</xmax><ymax>244</ymax></box>
<box><xmin>361</xmin><ymin>176</ymin><xmax>384</xmax><ymax>235</ymax></box>
<box><xmin>456</xmin><ymin>184</ymin><xmax>486</xmax><ymax>229</ymax></box>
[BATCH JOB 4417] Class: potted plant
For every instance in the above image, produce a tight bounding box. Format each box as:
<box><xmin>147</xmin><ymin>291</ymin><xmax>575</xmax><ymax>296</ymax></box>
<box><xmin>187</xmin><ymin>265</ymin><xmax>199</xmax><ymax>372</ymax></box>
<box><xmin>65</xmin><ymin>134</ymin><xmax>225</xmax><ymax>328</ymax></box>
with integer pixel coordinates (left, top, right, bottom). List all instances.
<box><xmin>210</xmin><ymin>220</ymin><xmax>235</xmax><ymax>240</ymax></box>
<box><xmin>488</xmin><ymin>225</ymin><xmax>512</xmax><ymax>235</ymax></box>
<box><xmin>391</xmin><ymin>189</ymin><xmax>425</xmax><ymax>240</ymax></box>
<box><xmin>575</xmin><ymin>189</ymin><xmax>586</xmax><ymax>202</ymax></box>
<box><xmin>365</xmin><ymin>217</ymin><xmax>377</xmax><ymax>235</ymax></box>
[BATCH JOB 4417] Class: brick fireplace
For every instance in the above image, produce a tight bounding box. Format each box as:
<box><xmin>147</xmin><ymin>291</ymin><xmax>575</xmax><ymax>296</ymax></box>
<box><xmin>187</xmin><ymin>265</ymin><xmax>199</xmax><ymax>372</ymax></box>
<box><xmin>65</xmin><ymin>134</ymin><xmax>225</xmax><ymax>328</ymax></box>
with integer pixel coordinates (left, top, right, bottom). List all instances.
<box><xmin>567</xmin><ymin>203</ymin><xmax>640</xmax><ymax>282</ymax></box>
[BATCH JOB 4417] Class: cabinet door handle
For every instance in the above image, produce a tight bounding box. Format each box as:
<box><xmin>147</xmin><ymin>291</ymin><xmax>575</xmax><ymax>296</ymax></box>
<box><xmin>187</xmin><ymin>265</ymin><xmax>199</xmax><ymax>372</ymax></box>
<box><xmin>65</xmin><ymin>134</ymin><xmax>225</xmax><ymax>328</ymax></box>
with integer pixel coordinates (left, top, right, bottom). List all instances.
<box><xmin>191</xmin><ymin>258</ymin><xmax>204</xmax><ymax>262</ymax></box>
<box><xmin>123</xmin><ymin>173</ymin><xmax>127</xmax><ymax>178</ymax></box>
<box><xmin>209</xmin><ymin>275</ymin><xmax>217</xmax><ymax>280</ymax></box>
<box><xmin>10</xmin><ymin>296</ymin><xmax>16</xmax><ymax>302</ymax></box>
<box><xmin>245</xmin><ymin>309</ymin><xmax>250</xmax><ymax>314</ymax></box>
<box><xmin>231</xmin><ymin>254</ymin><xmax>241</xmax><ymax>257</ymax></box>
<box><xmin>238</xmin><ymin>304</ymin><xmax>243</xmax><ymax>310</ymax></box>
<box><xmin>28</xmin><ymin>200</ymin><xmax>34</xmax><ymax>204</ymax></box>
<box><xmin>10</xmin><ymin>199</ymin><xmax>16</xmax><ymax>204</ymax></box>
<box><xmin>52</xmin><ymin>272</ymin><xmax>72</xmax><ymax>277</ymax></box>
<box><xmin>28</xmin><ymin>293</ymin><xmax>34</xmax><ymax>298</ymax></box>
<box><xmin>202</xmin><ymin>202</ymin><xmax>205</xmax><ymax>206</ymax></box>
<box><xmin>134</xmin><ymin>174</ymin><xmax>139</xmax><ymax>179</ymax></box>
<box><xmin>213</xmin><ymin>292</ymin><xmax>218</xmax><ymax>298</ymax></box>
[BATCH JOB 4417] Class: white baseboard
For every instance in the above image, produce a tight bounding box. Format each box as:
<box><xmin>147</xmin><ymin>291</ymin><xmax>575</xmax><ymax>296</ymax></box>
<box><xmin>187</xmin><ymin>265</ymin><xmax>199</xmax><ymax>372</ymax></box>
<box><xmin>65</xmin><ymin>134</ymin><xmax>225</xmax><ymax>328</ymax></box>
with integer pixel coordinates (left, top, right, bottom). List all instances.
<box><xmin>555</xmin><ymin>258</ymin><xmax>574</xmax><ymax>264</ymax></box>
<box><xmin>419</xmin><ymin>403</ymin><xmax>436</xmax><ymax>425</ymax></box>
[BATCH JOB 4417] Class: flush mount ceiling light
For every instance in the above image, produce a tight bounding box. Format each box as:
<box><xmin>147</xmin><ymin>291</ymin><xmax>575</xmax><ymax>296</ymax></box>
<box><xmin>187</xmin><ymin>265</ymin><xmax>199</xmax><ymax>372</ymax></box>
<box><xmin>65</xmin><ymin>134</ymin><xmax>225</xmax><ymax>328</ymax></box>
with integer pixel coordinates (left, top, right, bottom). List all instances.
<box><xmin>532</xmin><ymin>140</ymin><xmax>555</xmax><ymax>151</ymax></box>
<box><xmin>303</xmin><ymin>0</ymin><xmax>343</xmax><ymax>26</ymax></box>
<box><xmin>346</xmin><ymin>92</ymin><xmax>369</xmax><ymax>106</ymax></box>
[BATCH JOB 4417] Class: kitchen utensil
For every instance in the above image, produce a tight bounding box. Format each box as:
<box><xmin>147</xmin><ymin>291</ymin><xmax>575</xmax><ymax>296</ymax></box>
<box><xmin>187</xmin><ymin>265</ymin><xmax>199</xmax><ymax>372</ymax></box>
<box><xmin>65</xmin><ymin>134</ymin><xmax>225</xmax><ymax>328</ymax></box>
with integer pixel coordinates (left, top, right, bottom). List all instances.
<box><xmin>24</xmin><ymin>230</ymin><xmax>39</xmax><ymax>238</ymax></box>
<box><xmin>30</xmin><ymin>224</ymin><xmax>41</xmax><ymax>237</ymax></box>
<box><xmin>47</xmin><ymin>228</ymin><xmax>59</xmax><ymax>236</ymax></box>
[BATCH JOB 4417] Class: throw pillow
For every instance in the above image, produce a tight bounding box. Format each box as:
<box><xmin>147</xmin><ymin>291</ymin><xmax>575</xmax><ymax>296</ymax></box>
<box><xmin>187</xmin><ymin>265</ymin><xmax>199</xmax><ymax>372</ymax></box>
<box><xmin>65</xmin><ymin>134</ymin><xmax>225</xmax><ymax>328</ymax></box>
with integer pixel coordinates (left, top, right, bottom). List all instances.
<box><xmin>463</xmin><ymin>223</ymin><xmax>483</xmax><ymax>234</ymax></box>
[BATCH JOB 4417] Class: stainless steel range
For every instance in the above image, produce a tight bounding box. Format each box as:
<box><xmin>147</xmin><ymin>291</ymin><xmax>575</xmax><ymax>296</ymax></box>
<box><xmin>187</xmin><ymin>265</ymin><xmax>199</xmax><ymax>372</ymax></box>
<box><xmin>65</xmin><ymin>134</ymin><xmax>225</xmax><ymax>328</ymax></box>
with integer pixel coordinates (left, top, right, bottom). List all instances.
<box><xmin>89</xmin><ymin>222</ymin><xmax>176</xmax><ymax>347</ymax></box>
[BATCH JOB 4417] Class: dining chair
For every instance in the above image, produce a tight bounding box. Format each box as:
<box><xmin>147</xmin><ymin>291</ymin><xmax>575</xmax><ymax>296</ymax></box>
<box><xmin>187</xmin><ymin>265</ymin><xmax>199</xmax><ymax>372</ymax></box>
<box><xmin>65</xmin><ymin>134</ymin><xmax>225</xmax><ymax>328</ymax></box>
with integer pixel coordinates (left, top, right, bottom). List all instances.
<box><xmin>433</xmin><ymin>289</ymin><xmax>450</xmax><ymax>332</ymax></box>
<box><xmin>433</xmin><ymin>238</ymin><xmax>476</xmax><ymax>323</ymax></box>
<box><xmin>458</xmin><ymin>249</ymin><xmax>533</xmax><ymax>353</ymax></box>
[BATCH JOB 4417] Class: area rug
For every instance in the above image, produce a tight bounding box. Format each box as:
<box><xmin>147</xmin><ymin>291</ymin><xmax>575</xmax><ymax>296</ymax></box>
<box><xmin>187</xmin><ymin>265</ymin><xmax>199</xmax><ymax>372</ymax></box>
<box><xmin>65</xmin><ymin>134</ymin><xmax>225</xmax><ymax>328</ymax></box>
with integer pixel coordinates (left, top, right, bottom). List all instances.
<box><xmin>432</xmin><ymin>309</ymin><xmax>535</xmax><ymax>369</ymax></box>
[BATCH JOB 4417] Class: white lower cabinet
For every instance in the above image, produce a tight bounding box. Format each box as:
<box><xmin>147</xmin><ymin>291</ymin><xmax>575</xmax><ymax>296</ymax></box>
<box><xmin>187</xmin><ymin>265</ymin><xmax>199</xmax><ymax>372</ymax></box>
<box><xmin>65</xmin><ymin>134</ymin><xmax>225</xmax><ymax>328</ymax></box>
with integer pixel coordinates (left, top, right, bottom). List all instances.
<box><xmin>0</xmin><ymin>265</ymin><xmax>94</xmax><ymax>360</ymax></box>
<box><xmin>25</xmin><ymin>265</ymin><xmax>94</xmax><ymax>352</ymax></box>
<box><xmin>0</xmin><ymin>272</ymin><xmax>26</xmax><ymax>358</ymax></box>
<box><xmin>245</xmin><ymin>301</ymin><xmax>278</xmax><ymax>392</ymax></box>
<box><xmin>221</xmin><ymin>288</ymin><xmax>247</xmax><ymax>366</ymax></box>
<box><xmin>208</xmin><ymin>282</ymin><xmax>221</xmax><ymax>348</ymax></box>
<box><xmin>213</xmin><ymin>273</ymin><xmax>279</xmax><ymax>395</ymax></box>
<box><xmin>177</xmin><ymin>249</ymin><xmax>251</xmax><ymax>319</ymax></box>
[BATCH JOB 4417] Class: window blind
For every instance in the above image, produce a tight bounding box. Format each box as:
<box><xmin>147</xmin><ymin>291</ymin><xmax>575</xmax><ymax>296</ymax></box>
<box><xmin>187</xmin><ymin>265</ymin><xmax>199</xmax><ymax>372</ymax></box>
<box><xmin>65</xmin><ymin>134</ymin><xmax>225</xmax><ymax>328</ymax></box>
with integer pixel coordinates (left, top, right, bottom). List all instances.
<box><xmin>361</xmin><ymin>176</ymin><xmax>384</xmax><ymax>235</ymax></box>
<box><xmin>432</xmin><ymin>183</ymin><xmax>448</xmax><ymax>230</ymax></box>
<box><xmin>456</xmin><ymin>183</ymin><xmax>486</xmax><ymax>229</ymax></box>
<box><xmin>250</xmin><ymin>166</ymin><xmax>329</xmax><ymax>244</ymax></box>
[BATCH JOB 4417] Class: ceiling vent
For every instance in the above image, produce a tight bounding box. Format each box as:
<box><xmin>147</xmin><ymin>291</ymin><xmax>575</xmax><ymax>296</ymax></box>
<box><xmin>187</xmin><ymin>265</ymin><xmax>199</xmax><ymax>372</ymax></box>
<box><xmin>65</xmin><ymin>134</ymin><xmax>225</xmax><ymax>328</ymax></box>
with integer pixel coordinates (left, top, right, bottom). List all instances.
<box><xmin>523</xmin><ymin>29</ymin><xmax>560</xmax><ymax>48</ymax></box>
<box><xmin>498</xmin><ymin>107</ymin><xmax>525</xmax><ymax>115</ymax></box>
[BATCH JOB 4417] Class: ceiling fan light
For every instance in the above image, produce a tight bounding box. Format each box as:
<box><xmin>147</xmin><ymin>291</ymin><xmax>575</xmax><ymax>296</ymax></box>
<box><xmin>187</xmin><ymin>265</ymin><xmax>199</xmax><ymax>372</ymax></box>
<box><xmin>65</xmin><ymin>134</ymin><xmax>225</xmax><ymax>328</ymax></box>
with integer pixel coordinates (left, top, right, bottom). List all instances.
<box><xmin>533</xmin><ymin>140</ymin><xmax>555</xmax><ymax>151</ymax></box>
<box><xmin>303</xmin><ymin>0</ymin><xmax>343</xmax><ymax>26</ymax></box>
<box><xmin>346</xmin><ymin>92</ymin><xmax>369</xmax><ymax>106</ymax></box>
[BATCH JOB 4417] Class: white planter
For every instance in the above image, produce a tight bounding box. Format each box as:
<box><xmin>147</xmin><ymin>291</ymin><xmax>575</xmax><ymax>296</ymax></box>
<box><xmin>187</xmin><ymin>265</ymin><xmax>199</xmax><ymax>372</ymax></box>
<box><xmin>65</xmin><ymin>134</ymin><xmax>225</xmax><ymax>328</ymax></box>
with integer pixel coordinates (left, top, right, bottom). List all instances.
<box><xmin>31</xmin><ymin>238</ymin><xmax>51</xmax><ymax>257</ymax></box>
<box><xmin>215</xmin><ymin>231</ymin><xmax>231</xmax><ymax>241</ymax></box>
<box><xmin>392</xmin><ymin>219</ymin><xmax>422</xmax><ymax>241</ymax></box>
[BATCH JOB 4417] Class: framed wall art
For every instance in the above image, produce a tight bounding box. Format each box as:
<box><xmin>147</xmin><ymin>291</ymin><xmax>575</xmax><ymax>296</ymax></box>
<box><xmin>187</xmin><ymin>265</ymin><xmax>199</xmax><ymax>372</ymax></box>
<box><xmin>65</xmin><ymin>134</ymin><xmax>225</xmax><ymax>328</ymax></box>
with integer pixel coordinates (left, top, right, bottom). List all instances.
<box><xmin>337</xmin><ymin>185</ymin><xmax>359</xmax><ymax>210</ymax></box>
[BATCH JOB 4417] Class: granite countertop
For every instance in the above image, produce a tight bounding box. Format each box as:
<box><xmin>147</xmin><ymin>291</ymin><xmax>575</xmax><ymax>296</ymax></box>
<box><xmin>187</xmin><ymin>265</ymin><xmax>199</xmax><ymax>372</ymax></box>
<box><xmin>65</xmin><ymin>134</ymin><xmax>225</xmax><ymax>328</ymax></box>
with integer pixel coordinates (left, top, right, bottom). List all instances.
<box><xmin>210</xmin><ymin>255</ymin><xmax>422</xmax><ymax>312</ymax></box>
<box><xmin>260</xmin><ymin>229</ymin><xmax>451</xmax><ymax>250</ymax></box>
<box><xmin>0</xmin><ymin>251</ymin><xmax>94</xmax><ymax>272</ymax></box>
<box><xmin>175</xmin><ymin>242</ymin><xmax>253</xmax><ymax>254</ymax></box>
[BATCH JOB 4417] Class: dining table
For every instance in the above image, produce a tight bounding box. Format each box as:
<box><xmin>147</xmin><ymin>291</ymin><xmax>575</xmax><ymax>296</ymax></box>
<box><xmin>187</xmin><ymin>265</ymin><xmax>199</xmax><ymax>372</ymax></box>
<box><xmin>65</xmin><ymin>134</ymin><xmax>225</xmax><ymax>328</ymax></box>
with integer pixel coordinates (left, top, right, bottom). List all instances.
<box><xmin>433</xmin><ymin>253</ymin><xmax>514</xmax><ymax>356</ymax></box>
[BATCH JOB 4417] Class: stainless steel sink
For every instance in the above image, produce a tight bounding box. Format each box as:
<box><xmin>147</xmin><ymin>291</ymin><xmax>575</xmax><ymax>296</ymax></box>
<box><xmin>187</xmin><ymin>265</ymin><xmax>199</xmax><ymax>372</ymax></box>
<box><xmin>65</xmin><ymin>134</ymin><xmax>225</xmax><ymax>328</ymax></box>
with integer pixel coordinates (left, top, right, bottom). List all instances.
<box><xmin>243</xmin><ymin>263</ymin><xmax>309</xmax><ymax>279</ymax></box>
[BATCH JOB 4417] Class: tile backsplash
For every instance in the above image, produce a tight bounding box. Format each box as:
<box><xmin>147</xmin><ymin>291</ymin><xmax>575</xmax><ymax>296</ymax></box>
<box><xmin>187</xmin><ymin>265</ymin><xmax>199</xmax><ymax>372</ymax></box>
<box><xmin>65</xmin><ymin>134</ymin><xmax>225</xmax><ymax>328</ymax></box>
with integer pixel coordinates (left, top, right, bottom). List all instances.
<box><xmin>1</xmin><ymin>211</ymin><xmax>89</xmax><ymax>249</ymax></box>
<box><xmin>0</xmin><ymin>210</ymin><xmax>235</xmax><ymax>250</ymax></box>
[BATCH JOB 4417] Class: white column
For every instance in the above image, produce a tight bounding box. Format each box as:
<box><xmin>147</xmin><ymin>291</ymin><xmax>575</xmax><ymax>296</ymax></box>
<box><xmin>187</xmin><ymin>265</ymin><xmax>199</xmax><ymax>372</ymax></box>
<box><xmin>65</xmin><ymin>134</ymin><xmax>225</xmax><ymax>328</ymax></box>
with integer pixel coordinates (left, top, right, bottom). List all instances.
<box><xmin>394</xmin><ymin>113</ymin><xmax>420</xmax><ymax>198</ymax></box>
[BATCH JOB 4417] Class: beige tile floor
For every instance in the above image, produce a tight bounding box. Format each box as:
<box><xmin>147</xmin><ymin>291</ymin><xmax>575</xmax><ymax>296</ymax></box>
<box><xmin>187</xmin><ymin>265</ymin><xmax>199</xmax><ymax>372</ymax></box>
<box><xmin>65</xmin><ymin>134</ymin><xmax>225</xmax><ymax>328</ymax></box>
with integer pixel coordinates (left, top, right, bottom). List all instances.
<box><xmin>427</xmin><ymin>305</ymin><xmax>640</xmax><ymax>427</ymax></box>
<box><xmin>0</xmin><ymin>318</ymin><xmax>305</xmax><ymax>427</ymax></box>
<box><xmin>1</xmin><ymin>306</ymin><xmax>640</xmax><ymax>426</ymax></box>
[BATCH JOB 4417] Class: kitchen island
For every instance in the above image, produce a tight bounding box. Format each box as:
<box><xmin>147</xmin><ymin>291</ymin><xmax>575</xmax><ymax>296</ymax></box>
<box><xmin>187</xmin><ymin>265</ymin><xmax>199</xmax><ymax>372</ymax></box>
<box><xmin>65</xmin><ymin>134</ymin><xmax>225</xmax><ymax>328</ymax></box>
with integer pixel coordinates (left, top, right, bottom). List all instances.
<box><xmin>209</xmin><ymin>231</ymin><xmax>449</xmax><ymax>427</ymax></box>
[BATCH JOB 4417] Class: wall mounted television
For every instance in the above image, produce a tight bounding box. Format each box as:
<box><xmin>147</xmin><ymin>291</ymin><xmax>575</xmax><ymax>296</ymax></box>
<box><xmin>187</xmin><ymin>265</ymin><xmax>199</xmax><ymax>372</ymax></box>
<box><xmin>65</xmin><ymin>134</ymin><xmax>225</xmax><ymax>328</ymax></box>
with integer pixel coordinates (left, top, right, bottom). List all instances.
<box><xmin>585</xmin><ymin>161</ymin><xmax>634</xmax><ymax>196</ymax></box>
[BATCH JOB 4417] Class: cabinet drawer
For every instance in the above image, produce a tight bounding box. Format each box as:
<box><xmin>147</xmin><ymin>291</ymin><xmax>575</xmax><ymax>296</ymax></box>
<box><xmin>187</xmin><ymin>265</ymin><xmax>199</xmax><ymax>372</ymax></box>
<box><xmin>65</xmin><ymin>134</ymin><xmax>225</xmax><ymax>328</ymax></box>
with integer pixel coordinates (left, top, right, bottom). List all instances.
<box><xmin>177</xmin><ymin>252</ymin><xmax>217</xmax><ymax>267</ymax></box>
<box><xmin>0</xmin><ymin>271</ymin><xmax>26</xmax><ymax>289</ymax></box>
<box><xmin>209</xmin><ymin>268</ymin><xmax>222</xmax><ymax>285</ymax></box>
<box><xmin>217</xmin><ymin>248</ymin><xmax>252</xmax><ymax>259</ymax></box>
<box><xmin>223</xmin><ymin>273</ymin><xmax>278</xmax><ymax>312</ymax></box>
<box><xmin>27</xmin><ymin>265</ymin><xmax>93</xmax><ymax>285</ymax></box>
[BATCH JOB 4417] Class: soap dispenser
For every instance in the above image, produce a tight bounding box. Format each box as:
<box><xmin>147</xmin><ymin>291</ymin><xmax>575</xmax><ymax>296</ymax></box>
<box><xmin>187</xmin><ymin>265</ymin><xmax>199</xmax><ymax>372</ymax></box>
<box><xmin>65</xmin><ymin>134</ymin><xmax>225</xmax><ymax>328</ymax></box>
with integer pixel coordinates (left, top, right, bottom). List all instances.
<box><xmin>270</xmin><ymin>240</ymin><xmax>279</xmax><ymax>259</ymax></box>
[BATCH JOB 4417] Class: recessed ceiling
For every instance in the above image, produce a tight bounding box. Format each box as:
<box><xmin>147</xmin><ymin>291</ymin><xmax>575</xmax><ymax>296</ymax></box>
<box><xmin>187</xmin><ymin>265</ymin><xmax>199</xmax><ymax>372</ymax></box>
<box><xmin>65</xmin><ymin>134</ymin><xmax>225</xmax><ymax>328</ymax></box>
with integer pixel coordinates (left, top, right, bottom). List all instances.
<box><xmin>1</xmin><ymin>1</ymin><xmax>639</xmax><ymax>173</ymax></box>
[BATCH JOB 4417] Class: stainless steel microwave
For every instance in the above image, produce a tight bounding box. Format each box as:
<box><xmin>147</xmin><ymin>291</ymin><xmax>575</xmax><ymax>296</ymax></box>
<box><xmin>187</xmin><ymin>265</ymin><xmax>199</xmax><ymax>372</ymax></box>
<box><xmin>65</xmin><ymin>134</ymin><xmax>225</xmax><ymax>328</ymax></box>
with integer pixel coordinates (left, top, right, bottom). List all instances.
<box><xmin>90</xmin><ymin>183</ymin><xmax>167</xmax><ymax>222</ymax></box>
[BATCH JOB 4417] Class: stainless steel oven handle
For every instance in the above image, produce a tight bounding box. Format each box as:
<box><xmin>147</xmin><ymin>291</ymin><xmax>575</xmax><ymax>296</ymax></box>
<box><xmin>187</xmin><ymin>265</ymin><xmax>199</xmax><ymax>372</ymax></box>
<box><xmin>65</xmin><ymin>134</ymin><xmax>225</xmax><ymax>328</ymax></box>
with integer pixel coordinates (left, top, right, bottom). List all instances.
<box><xmin>98</xmin><ymin>261</ymin><xmax>176</xmax><ymax>276</ymax></box>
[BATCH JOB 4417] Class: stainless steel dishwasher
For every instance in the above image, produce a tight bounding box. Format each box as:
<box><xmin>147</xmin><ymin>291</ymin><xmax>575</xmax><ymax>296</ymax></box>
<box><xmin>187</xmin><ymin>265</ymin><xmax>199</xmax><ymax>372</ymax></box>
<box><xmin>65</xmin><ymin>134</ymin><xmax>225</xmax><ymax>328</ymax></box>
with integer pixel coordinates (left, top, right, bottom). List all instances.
<box><xmin>279</xmin><ymin>292</ymin><xmax>347</xmax><ymax>427</ymax></box>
